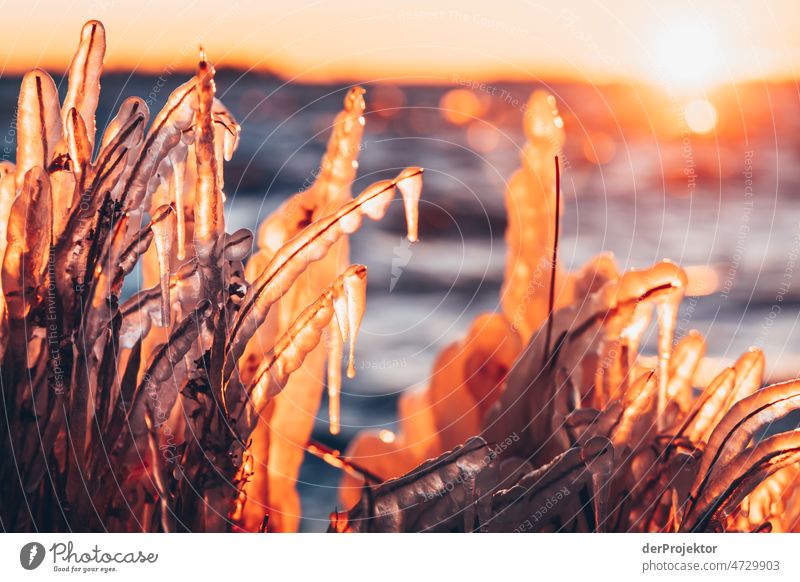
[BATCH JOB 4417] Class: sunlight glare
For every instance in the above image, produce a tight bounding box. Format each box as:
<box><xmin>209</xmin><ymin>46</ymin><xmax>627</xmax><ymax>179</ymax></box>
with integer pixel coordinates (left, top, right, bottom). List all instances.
<box><xmin>684</xmin><ymin>99</ymin><xmax>718</xmax><ymax>134</ymax></box>
<box><xmin>655</xmin><ymin>23</ymin><xmax>721</xmax><ymax>90</ymax></box>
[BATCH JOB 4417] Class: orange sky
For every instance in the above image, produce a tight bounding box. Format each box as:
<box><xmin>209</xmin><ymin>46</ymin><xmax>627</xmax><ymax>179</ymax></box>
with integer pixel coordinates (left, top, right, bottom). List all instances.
<box><xmin>1</xmin><ymin>0</ymin><xmax>798</xmax><ymax>87</ymax></box>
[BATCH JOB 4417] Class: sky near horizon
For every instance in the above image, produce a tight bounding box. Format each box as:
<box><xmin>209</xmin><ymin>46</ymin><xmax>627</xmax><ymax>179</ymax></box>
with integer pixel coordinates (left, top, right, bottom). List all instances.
<box><xmin>0</xmin><ymin>0</ymin><xmax>798</xmax><ymax>89</ymax></box>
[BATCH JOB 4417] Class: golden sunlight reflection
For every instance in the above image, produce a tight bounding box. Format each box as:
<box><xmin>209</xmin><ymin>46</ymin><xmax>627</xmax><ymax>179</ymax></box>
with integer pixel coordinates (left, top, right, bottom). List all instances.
<box><xmin>684</xmin><ymin>99</ymin><xmax>718</xmax><ymax>134</ymax></box>
<box><xmin>440</xmin><ymin>89</ymin><xmax>488</xmax><ymax>125</ymax></box>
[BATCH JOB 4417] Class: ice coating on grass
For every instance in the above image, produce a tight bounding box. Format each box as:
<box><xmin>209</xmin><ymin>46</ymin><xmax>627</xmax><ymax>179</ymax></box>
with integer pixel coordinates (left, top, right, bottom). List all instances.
<box><xmin>242</xmin><ymin>265</ymin><xmax>367</xmax><ymax>421</ymax></box>
<box><xmin>226</xmin><ymin>175</ymin><xmax>423</xmax><ymax>377</ymax></box>
<box><xmin>15</xmin><ymin>71</ymin><xmax>61</xmax><ymax>190</ymax></box>
<box><xmin>0</xmin><ymin>21</ymin><xmax>426</xmax><ymax>533</ymax></box>
<box><xmin>193</xmin><ymin>55</ymin><xmax>223</xmax><ymax>274</ymax></box>
<box><xmin>2</xmin><ymin>168</ymin><xmax>52</xmax><ymax>319</ymax></box>
<box><xmin>62</xmin><ymin>21</ymin><xmax>105</xmax><ymax>148</ymax></box>
<box><xmin>614</xmin><ymin>260</ymin><xmax>687</xmax><ymax>428</ymax></box>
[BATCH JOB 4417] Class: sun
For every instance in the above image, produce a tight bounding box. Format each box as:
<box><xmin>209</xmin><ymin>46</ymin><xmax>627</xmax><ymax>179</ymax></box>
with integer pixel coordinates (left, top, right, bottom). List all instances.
<box><xmin>684</xmin><ymin>99</ymin><xmax>718</xmax><ymax>134</ymax></box>
<box><xmin>654</xmin><ymin>22</ymin><xmax>722</xmax><ymax>91</ymax></box>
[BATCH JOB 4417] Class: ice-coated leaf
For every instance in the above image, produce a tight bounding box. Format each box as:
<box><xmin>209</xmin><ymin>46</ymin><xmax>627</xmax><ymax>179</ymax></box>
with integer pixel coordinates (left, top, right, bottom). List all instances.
<box><xmin>342</xmin><ymin>437</ymin><xmax>492</xmax><ymax>532</ymax></box>
<box><xmin>666</xmin><ymin>331</ymin><xmax>706</xmax><ymax>413</ymax></box>
<box><xmin>212</xmin><ymin>99</ymin><xmax>240</xmax><ymax>162</ymax></box>
<box><xmin>62</xmin><ymin>20</ymin><xmax>105</xmax><ymax>147</ymax></box>
<box><xmin>222</xmin><ymin>228</ymin><xmax>253</xmax><ymax>262</ymax></box>
<box><xmin>727</xmin><ymin>348</ymin><xmax>765</xmax><ymax>409</ymax></box>
<box><xmin>611</xmin><ymin>370</ymin><xmax>658</xmax><ymax>450</ymax></box>
<box><xmin>127</xmin><ymin>299</ymin><xmax>213</xmax><ymax>438</ymax></box>
<box><xmin>692</xmin><ymin>379</ymin><xmax>800</xmax><ymax>502</ymax></box>
<box><xmin>113</xmin><ymin>224</ymin><xmax>154</xmax><ymax>292</ymax></box>
<box><xmin>679</xmin><ymin>367</ymin><xmax>736</xmax><ymax>443</ymax></box>
<box><xmin>65</xmin><ymin>108</ymin><xmax>92</xmax><ymax>187</ymax></box>
<box><xmin>485</xmin><ymin>439</ymin><xmax>610</xmax><ymax>532</ymax></box>
<box><xmin>144</xmin><ymin>408</ymin><xmax>173</xmax><ymax>533</ymax></box>
<box><xmin>0</xmin><ymin>167</ymin><xmax>16</xmax><ymax>269</ymax></box>
<box><xmin>119</xmin><ymin>79</ymin><xmax>197</xmax><ymax>213</ymax></box>
<box><xmin>686</xmin><ymin>430</ymin><xmax>800</xmax><ymax>532</ymax></box>
<box><xmin>84</xmin><ymin>213</ymin><xmax>129</xmax><ymax>340</ymax></box>
<box><xmin>193</xmin><ymin>56</ymin><xmax>223</xmax><ymax>273</ymax></box>
<box><xmin>57</xmin><ymin>101</ymin><xmax>147</xmax><ymax>301</ymax></box>
<box><xmin>98</xmin><ymin>97</ymin><xmax>149</xmax><ymax>154</ymax></box>
<box><xmin>15</xmin><ymin>70</ymin><xmax>62</xmax><ymax>190</ymax></box>
<box><xmin>2</xmin><ymin>168</ymin><xmax>52</xmax><ymax>319</ymax></box>
<box><xmin>565</xmin><ymin>403</ymin><xmax>622</xmax><ymax>447</ymax></box>
<box><xmin>119</xmin><ymin>285</ymin><xmax>163</xmax><ymax>348</ymax></box>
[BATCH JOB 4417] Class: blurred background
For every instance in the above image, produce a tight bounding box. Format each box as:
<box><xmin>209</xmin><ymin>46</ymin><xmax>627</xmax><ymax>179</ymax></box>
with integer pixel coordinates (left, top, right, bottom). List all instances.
<box><xmin>1</xmin><ymin>0</ymin><xmax>799</xmax><ymax>530</ymax></box>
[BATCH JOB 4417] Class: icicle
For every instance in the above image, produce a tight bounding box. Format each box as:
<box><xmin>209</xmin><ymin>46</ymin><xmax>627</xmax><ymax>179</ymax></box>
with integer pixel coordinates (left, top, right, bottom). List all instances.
<box><xmin>653</xmin><ymin>261</ymin><xmax>687</xmax><ymax>430</ymax></box>
<box><xmin>615</xmin><ymin>260</ymin><xmax>687</xmax><ymax>430</ymax></box>
<box><xmin>325</xmin><ymin>268</ymin><xmax>355</xmax><ymax>434</ymax></box>
<box><xmin>149</xmin><ymin>204</ymin><xmax>176</xmax><ymax>327</ymax></box>
<box><xmin>168</xmin><ymin>144</ymin><xmax>189</xmax><ymax>260</ymax></box>
<box><xmin>62</xmin><ymin>20</ymin><xmax>106</xmax><ymax>148</ymax></box>
<box><xmin>394</xmin><ymin>167</ymin><xmax>423</xmax><ymax>242</ymax></box>
<box><xmin>619</xmin><ymin>292</ymin><xmax>653</xmax><ymax>353</ymax></box>
<box><xmin>211</xmin><ymin>100</ymin><xmax>240</xmax><ymax>192</ymax></box>
<box><xmin>342</xmin><ymin>265</ymin><xmax>367</xmax><ymax>378</ymax></box>
<box><xmin>327</xmin><ymin>319</ymin><xmax>344</xmax><ymax>435</ymax></box>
